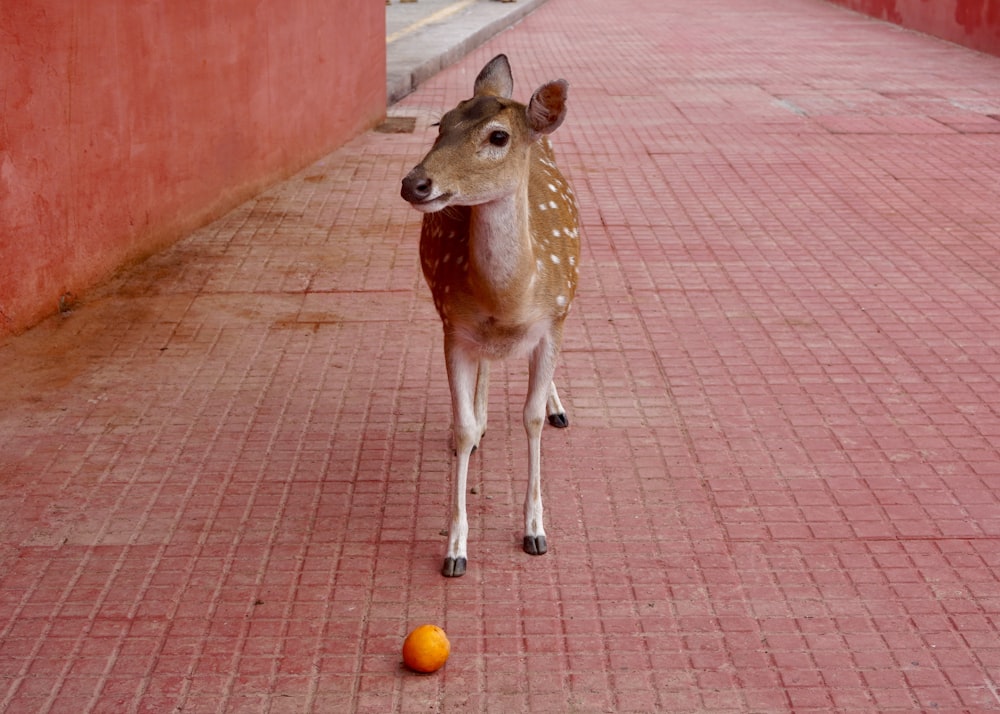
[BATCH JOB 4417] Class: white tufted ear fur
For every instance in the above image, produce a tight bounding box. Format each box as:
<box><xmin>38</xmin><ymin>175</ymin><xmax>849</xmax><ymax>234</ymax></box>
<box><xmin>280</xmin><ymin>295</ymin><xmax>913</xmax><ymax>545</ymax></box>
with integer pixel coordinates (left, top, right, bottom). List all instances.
<box><xmin>527</xmin><ymin>79</ymin><xmax>569</xmax><ymax>136</ymax></box>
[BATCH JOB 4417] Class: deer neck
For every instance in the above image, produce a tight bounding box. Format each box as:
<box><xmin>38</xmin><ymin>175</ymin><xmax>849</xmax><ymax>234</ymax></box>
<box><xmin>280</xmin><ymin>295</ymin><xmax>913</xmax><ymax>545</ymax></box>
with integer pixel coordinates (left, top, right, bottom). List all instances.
<box><xmin>468</xmin><ymin>181</ymin><xmax>534</xmax><ymax>303</ymax></box>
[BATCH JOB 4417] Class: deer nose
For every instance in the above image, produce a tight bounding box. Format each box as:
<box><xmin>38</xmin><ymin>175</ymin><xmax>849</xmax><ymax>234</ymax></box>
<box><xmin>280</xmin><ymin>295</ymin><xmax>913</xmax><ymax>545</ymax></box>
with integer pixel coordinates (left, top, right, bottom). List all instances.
<box><xmin>401</xmin><ymin>167</ymin><xmax>434</xmax><ymax>203</ymax></box>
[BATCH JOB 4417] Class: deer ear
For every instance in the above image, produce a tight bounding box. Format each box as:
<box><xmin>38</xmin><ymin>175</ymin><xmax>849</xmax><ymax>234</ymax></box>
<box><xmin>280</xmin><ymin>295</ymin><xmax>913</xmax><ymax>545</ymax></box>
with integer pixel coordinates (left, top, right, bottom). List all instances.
<box><xmin>527</xmin><ymin>79</ymin><xmax>569</xmax><ymax>135</ymax></box>
<box><xmin>474</xmin><ymin>54</ymin><xmax>514</xmax><ymax>98</ymax></box>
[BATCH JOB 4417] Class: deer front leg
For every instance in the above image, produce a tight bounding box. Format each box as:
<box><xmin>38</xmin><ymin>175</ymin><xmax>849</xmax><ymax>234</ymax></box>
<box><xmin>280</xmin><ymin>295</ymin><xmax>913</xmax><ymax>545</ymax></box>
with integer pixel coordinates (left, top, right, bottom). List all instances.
<box><xmin>523</xmin><ymin>338</ymin><xmax>560</xmax><ymax>556</ymax></box>
<box><xmin>442</xmin><ymin>340</ymin><xmax>478</xmax><ymax>577</ymax></box>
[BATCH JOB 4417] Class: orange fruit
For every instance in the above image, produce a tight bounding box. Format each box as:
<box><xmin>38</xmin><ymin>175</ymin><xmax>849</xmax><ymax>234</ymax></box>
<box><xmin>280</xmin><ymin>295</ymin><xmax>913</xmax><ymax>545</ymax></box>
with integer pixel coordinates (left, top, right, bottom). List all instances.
<box><xmin>402</xmin><ymin>624</ymin><xmax>450</xmax><ymax>673</ymax></box>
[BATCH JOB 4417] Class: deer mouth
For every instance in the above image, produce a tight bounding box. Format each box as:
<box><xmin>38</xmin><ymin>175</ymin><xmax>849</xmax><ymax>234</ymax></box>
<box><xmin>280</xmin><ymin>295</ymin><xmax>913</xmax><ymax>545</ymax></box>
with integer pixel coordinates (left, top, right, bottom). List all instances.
<box><xmin>408</xmin><ymin>192</ymin><xmax>454</xmax><ymax>213</ymax></box>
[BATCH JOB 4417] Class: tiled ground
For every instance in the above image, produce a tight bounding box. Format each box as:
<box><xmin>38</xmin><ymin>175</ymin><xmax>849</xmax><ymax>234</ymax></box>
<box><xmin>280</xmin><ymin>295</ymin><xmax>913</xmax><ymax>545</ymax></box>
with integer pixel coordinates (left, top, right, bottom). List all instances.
<box><xmin>3</xmin><ymin>0</ymin><xmax>1000</xmax><ymax>711</ymax></box>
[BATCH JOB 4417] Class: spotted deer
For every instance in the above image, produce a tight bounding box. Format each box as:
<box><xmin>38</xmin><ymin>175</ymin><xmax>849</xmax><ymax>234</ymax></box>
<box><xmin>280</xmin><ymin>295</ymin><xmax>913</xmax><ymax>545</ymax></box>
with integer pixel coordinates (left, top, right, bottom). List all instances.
<box><xmin>400</xmin><ymin>54</ymin><xmax>580</xmax><ymax>577</ymax></box>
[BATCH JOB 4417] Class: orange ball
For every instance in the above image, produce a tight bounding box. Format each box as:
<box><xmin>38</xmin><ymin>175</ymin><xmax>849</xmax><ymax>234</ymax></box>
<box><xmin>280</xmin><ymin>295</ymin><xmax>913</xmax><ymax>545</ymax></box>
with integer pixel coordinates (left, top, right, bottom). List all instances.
<box><xmin>402</xmin><ymin>624</ymin><xmax>450</xmax><ymax>673</ymax></box>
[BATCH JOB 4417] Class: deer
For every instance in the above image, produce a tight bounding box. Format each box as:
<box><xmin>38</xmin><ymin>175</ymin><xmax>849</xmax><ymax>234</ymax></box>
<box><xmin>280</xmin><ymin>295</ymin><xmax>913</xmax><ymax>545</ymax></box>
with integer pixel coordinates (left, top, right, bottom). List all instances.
<box><xmin>400</xmin><ymin>54</ymin><xmax>581</xmax><ymax>577</ymax></box>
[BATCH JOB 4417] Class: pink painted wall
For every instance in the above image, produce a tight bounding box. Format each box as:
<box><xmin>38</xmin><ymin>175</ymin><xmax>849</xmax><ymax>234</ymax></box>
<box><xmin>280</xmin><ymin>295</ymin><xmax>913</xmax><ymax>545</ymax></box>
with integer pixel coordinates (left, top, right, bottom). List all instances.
<box><xmin>1</xmin><ymin>1</ymin><xmax>385</xmax><ymax>336</ymax></box>
<box><xmin>825</xmin><ymin>0</ymin><xmax>1000</xmax><ymax>56</ymax></box>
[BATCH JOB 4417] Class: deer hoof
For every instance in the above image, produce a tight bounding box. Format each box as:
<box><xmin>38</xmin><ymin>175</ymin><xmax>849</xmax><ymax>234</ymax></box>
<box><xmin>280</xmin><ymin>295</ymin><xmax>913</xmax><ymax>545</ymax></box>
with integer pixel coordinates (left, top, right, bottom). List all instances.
<box><xmin>547</xmin><ymin>413</ymin><xmax>569</xmax><ymax>428</ymax></box>
<box><xmin>442</xmin><ymin>557</ymin><xmax>467</xmax><ymax>577</ymax></box>
<box><xmin>523</xmin><ymin>535</ymin><xmax>548</xmax><ymax>556</ymax></box>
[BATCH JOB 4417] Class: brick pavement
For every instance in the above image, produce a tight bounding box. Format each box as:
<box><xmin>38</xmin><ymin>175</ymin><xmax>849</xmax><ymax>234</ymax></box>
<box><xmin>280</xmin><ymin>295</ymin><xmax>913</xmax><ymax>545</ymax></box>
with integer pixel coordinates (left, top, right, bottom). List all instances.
<box><xmin>2</xmin><ymin>0</ymin><xmax>1000</xmax><ymax>711</ymax></box>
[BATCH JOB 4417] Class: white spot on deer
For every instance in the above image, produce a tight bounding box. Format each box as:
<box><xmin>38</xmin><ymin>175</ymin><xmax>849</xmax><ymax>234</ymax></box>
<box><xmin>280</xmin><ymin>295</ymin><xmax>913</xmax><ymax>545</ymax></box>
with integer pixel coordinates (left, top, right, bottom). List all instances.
<box><xmin>548</xmin><ymin>183</ymin><xmax>558</xmax><ymax>192</ymax></box>
<box><xmin>550</xmin><ymin>254</ymin><xmax>561</xmax><ymax>264</ymax></box>
<box><xmin>556</xmin><ymin>295</ymin><xmax>567</xmax><ymax>307</ymax></box>
<box><xmin>539</xmin><ymin>203</ymin><xmax>548</xmax><ymax>211</ymax></box>
<box><xmin>552</xmin><ymin>229</ymin><xmax>561</xmax><ymax>238</ymax></box>
<box><xmin>548</xmin><ymin>201</ymin><xmax>557</xmax><ymax>209</ymax></box>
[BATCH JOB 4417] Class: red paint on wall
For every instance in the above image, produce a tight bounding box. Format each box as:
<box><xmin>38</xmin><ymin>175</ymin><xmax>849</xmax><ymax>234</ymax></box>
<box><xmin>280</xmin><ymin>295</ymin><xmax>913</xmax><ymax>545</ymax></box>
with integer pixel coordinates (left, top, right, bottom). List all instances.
<box><xmin>1</xmin><ymin>1</ymin><xmax>385</xmax><ymax>335</ymax></box>
<box><xmin>824</xmin><ymin>0</ymin><xmax>1000</xmax><ymax>56</ymax></box>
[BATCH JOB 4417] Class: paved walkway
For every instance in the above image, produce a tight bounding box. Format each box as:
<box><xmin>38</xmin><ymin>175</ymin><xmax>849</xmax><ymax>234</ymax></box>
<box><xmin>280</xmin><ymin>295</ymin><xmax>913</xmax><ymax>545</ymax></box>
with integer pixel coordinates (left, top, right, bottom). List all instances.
<box><xmin>3</xmin><ymin>0</ymin><xmax>1000</xmax><ymax>711</ymax></box>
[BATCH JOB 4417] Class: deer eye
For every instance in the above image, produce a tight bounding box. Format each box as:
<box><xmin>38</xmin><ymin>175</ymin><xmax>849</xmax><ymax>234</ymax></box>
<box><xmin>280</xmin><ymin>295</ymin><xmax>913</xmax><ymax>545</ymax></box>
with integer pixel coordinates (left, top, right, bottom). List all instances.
<box><xmin>488</xmin><ymin>130</ymin><xmax>510</xmax><ymax>147</ymax></box>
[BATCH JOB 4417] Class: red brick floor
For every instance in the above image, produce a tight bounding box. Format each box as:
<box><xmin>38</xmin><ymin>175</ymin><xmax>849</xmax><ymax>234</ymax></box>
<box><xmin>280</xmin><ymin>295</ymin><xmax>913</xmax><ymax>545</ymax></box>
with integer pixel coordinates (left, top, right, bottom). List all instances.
<box><xmin>3</xmin><ymin>0</ymin><xmax>1000</xmax><ymax>711</ymax></box>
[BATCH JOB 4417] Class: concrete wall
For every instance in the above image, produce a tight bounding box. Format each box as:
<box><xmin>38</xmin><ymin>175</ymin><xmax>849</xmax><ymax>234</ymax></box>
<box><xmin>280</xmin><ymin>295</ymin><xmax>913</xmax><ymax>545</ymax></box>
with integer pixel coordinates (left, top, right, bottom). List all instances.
<box><xmin>825</xmin><ymin>0</ymin><xmax>1000</xmax><ymax>56</ymax></box>
<box><xmin>1</xmin><ymin>1</ymin><xmax>385</xmax><ymax>336</ymax></box>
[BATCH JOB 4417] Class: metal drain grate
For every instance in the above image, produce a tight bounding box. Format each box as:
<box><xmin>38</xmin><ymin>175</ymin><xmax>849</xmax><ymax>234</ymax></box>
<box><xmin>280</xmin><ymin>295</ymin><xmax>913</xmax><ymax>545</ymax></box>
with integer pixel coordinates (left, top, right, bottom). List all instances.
<box><xmin>375</xmin><ymin>116</ymin><xmax>417</xmax><ymax>133</ymax></box>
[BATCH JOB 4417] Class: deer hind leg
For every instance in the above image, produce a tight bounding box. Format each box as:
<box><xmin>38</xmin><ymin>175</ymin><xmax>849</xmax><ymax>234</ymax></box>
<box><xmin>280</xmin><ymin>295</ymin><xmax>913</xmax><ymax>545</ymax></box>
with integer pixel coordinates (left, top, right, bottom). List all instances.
<box><xmin>448</xmin><ymin>360</ymin><xmax>489</xmax><ymax>455</ymax></box>
<box><xmin>523</xmin><ymin>339</ymin><xmax>560</xmax><ymax>556</ymax></box>
<box><xmin>546</xmin><ymin>381</ymin><xmax>569</xmax><ymax>428</ymax></box>
<box><xmin>473</xmin><ymin>360</ymin><xmax>490</xmax><ymax>448</ymax></box>
<box><xmin>443</xmin><ymin>341</ymin><xmax>478</xmax><ymax>577</ymax></box>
